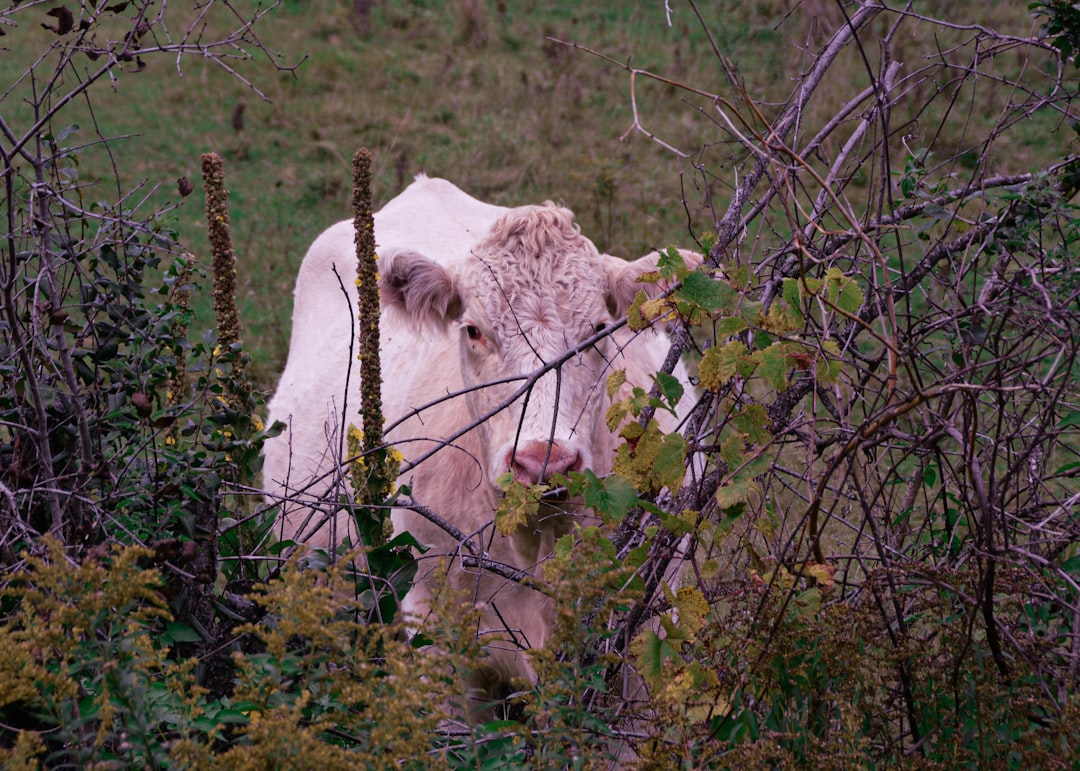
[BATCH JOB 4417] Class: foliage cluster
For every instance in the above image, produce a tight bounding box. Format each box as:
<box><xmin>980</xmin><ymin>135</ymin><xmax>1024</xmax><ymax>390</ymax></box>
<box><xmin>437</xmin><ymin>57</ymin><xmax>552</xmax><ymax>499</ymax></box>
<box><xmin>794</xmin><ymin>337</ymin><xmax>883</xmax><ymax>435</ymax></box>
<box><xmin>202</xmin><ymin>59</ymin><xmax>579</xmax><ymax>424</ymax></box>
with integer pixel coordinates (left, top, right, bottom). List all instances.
<box><xmin>2</xmin><ymin>1</ymin><xmax>1080</xmax><ymax>769</ymax></box>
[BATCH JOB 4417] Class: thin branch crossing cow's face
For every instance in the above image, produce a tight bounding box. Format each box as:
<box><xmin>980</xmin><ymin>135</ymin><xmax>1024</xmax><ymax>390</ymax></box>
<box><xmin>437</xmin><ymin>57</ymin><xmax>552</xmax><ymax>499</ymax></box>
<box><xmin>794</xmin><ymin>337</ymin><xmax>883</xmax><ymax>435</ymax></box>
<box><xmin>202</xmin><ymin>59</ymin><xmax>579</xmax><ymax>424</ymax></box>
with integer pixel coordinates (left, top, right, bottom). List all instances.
<box><xmin>380</xmin><ymin>204</ymin><xmax>656</xmax><ymax>490</ymax></box>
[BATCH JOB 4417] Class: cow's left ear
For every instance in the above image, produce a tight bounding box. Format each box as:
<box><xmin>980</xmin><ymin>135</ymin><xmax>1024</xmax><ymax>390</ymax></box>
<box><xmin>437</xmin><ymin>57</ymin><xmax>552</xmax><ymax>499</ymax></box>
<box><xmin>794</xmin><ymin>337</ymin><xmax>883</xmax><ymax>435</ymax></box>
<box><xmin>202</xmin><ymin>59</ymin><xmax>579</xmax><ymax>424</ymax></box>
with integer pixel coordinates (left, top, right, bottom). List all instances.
<box><xmin>379</xmin><ymin>248</ymin><xmax>463</xmax><ymax>329</ymax></box>
<box><xmin>604</xmin><ymin>248</ymin><xmax>704</xmax><ymax>318</ymax></box>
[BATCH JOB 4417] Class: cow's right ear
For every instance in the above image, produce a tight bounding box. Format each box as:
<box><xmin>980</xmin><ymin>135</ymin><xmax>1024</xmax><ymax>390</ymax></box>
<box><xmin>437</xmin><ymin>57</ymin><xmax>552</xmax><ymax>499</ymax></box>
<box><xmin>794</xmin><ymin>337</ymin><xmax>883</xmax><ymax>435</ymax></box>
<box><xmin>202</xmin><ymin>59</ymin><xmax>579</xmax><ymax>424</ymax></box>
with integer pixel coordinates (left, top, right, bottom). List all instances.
<box><xmin>379</xmin><ymin>248</ymin><xmax>462</xmax><ymax>329</ymax></box>
<box><xmin>604</xmin><ymin>248</ymin><xmax>705</xmax><ymax>318</ymax></box>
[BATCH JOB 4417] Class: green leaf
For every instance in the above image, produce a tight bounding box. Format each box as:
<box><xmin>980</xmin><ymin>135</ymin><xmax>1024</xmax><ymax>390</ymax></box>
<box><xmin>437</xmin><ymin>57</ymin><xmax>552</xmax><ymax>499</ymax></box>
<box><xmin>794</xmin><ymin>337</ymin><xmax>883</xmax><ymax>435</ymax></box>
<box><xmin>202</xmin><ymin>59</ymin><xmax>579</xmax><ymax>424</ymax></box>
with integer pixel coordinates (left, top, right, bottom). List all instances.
<box><xmin>727</xmin><ymin>403</ymin><xmax>770</xmax><ymax>444</ymax></box>
<box><xmin>657</xmin><ymin>245</ymin><xmax>689</xmax><ymax>279</ymax></box>
<box><xmin>1057</xmin><ymin>411</ymin><xmax>1080</xmax><ymax>428</ymax></box>
<box><xmin>715</xmin><ymin>316</ymin><xmax>748</xmax><ymax>338</ymax></box>
<box><xmin>164</xmin><ymin>622</ymin><xmax>203</xmax><ymax>643</ymax></box>
<box><xmin>631</xmin><ymin>627</ymin><xmax>679</xmax><ymax>691</ymax></box>
<box><xmin>679</xmin><ymin>269</ymin><xmax>733</xmax><ymax>313</ymax></box>
<box><xmin>824</xmin><ymin>267</ymin><xmax>863</xmax><ymax>314</ymax></box>
<box><xmin>554</xmin><ymin>531</ymin><xmax>576</xmax><ymax>561</ymax></box>
<box><xmin>653</xmin><ymin>370</ymin><xmax>684</xmax><ymax>410</ymax></box>
<box><xmin>815</xmin><ymin>340</ymin><xmax>843</xmax><ymax>385</ymax></box>
<box><xmin>579</xmin><ymin>470</ymin><xmax>639</xmax><ymax>522</ymax></box>
<box><xmin>900</xmin><ymin>174</ymin><xmax>916</xmax><ymax>198</ymax></box>
<box><xmin>721</xmin><ymin>432</ymin><xmax>746</xmax><ymax>471</ymax></box>
<box><xmin>716</xmin><ymin>480</ymin><xmax>758</xmax><ymax>509</ymax></box>
<box><xmin>753</xmin><ymin>342</ymin><xmax>790</xmax><ymax>390</ymax></box>
<box><xmin>654</xmin><ymin>431</ymin><xmax>687</xmax><ymax>493</ymax></box>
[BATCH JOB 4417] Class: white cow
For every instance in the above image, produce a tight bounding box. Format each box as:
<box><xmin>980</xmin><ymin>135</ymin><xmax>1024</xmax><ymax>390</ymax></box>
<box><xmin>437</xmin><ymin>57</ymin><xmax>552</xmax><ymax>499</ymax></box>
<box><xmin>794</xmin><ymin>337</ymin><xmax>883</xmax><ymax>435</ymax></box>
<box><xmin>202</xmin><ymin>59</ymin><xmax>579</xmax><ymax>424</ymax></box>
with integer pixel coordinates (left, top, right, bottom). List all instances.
<box><xmin>264</xmin><ymin>175</ymin><xmax>695</xmax><ymax>708</ymax></box>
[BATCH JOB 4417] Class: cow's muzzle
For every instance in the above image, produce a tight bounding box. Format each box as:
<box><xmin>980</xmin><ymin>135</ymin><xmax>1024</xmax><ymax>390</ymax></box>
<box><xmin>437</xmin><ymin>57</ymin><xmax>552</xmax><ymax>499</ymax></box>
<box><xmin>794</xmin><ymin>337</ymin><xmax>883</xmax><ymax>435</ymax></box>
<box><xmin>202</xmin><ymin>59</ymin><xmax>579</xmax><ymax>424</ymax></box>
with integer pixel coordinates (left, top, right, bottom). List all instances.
<box><xmin>506</xmin><ymin>440</ymin><xmax>583</xmax><ymax>485</ymax></box>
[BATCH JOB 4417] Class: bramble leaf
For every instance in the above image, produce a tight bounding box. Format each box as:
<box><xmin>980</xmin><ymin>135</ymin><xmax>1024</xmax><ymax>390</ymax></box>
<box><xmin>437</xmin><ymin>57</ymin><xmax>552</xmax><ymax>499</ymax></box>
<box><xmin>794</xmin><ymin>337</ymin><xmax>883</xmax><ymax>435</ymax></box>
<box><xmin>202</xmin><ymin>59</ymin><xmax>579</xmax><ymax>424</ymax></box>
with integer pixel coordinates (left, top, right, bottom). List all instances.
<box><xmin>714</xmin><ymin>316</ymin><xmax>748</xmax><ymax>339</ymax></box>
<box><xmin>577</xmin><ymin>469</ymin><xmax>639</xmax><ymax>522</ymax></box>
<box><xmin>606</xmin><ymin>369</ymin><xmax>627</xmax><ymax>400</ymax></box>
<box><xmin>753</xmin><ymin>342</ymin><xmax>790</xmax><ymax>390</ymax></box>
<box><xmin>699</xmin><ymin>340</ymin><xmax>749</xmax><ymax>392</ymax></box>
<box><xmin>627</xmin><ymin>289</ymin><xmax>649</xmax><ymax>331</ymax></box>
<box><xmin>824</xmin><ymin>267</ymin><xmax>863</xmax><ymax>314</ymax></box>
<box><xmin>653</xmin><ymin>370</ymin><xmax>684</xmax><ymax>411</ymax></box>
<box><xmin>673</xmin><ymin>585</ymin><xmax>709</xmax><ymax>635</ymax></box>
<box><xmin>494</xmin><ymin>473</ymin><xmax>544</xmax><ymax>535</ymax></box>
<box><xmin>679</xmin><ymin>269</ymin><xmax>733</xmax><ymax>313</ymax></box>
<box><xmin>657</xmin><ymin>246</ymin><xmax>689</xmax><ymax>280</ymax></box>
<box><xmin>614</xmin><ymin>419</ymin><xmax>686</xmax><ymax>494</ymax></box>
<box><xmin>632</xmin><ymin>628</ymin><xmax>679</xmax><ymax>691</ymax></box>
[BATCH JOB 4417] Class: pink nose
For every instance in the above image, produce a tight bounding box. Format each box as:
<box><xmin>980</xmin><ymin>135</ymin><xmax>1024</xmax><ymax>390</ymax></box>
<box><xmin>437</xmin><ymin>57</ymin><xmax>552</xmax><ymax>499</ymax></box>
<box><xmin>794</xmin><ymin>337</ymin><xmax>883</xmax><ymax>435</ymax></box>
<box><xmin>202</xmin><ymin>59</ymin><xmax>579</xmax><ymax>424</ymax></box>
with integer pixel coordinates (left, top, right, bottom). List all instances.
<box><xmin>507</xmin><ymin>441</ymin><xmax>582</xmax><ymax>484</ymax></box>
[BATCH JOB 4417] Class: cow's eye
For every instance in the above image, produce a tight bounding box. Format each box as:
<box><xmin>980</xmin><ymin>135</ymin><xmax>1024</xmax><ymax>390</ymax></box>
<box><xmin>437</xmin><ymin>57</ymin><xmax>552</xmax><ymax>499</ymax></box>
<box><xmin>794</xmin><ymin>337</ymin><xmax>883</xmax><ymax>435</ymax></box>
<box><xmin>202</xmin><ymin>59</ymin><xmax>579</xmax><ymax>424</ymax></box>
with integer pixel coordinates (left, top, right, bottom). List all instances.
<box><xmin>465</xmin><ymin>324</ymin><xmax>482</xmax><ymax>341</ymax></box>
<box><xmin>593</xmin><ymin>322</ymin><xmax>608</xmax><ymax>335</ymax></box>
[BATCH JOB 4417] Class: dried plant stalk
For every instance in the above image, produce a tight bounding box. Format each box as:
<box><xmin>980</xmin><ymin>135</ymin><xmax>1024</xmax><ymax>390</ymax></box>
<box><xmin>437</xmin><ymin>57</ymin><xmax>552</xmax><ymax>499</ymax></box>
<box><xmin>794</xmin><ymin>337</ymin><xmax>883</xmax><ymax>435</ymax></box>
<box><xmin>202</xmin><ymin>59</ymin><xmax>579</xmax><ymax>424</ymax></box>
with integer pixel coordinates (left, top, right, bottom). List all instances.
<box><xmin>201</xmin><ymin>152</ymin><xmax>247</xmax><ymax>409</ymax></box>
<box><xmin>353</xmin><ymin>147</ymin><xmax>383</xmax><ymax>451</ymax></box>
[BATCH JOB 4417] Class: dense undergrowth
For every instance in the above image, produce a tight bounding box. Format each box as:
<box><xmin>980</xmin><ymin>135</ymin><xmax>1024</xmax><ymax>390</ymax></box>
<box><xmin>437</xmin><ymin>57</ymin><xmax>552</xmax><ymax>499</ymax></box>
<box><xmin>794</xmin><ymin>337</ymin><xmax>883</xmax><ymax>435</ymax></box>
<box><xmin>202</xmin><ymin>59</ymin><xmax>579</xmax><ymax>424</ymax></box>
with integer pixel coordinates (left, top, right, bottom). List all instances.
<box><xmin>2</xmin><ymin>0</ymin><xmax>1080</xmax><ymax>768</ymax></box>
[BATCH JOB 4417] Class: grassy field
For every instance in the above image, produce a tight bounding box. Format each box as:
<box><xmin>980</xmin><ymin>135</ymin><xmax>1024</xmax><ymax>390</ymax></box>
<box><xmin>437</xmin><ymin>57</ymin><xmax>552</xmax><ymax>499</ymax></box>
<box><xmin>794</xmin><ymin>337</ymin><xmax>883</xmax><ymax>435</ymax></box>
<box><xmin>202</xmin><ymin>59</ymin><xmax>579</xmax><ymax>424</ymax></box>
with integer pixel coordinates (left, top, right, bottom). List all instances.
<box><xmin>4</xmin><ymin>4</ymin><xmax>1079</xmax><ymax>765</ymax></box>
<box><xmin>0</xmin><ymin>0</ymin><xmax>1052</xmax><ymax>387</ymax></box>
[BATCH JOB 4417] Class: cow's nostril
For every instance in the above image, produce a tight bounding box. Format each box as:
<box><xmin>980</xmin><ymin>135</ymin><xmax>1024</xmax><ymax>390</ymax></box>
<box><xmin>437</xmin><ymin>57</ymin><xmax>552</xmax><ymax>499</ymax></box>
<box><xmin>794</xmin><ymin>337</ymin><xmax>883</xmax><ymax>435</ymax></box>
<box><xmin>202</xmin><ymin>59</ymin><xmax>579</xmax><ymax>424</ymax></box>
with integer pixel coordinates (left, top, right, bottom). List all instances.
<box><xmin>508</xmin><ymin>442</ymin><xmax>582</xmax><ymax>484</ymax></box>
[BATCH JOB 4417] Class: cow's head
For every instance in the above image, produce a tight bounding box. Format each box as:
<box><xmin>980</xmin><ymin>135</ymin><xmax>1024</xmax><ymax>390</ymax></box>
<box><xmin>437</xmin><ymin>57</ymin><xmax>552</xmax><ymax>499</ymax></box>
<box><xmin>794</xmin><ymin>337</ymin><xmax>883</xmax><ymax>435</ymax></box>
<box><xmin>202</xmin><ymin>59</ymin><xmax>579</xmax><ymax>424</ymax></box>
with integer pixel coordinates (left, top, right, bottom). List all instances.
<box><xmin>380</xmin><ymin>204</ymin><xmax>676</xmax><ymax>490</ymax></box>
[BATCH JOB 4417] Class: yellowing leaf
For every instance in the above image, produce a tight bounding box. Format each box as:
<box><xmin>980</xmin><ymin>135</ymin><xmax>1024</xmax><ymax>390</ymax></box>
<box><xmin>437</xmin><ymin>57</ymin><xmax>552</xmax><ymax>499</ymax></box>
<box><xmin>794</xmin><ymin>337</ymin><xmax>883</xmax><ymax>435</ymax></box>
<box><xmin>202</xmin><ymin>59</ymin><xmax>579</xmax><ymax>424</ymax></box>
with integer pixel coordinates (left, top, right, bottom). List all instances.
<box><xmin>752</xmin><ymin>342</ymin><xmax>790</xmax><ymax>390</ymax></box>
<box><xmin>806</xmin><ymin>561</ymin><xmax>836</xmax><ymax>590</ymax></box>
<box><xmin>614</xmin><ymin>420</ymin><xmax>685</xmax><ymax>495</ymax></box>
<box><xmin>698</xmin><ymin>340</ymin><xmax>749</xmax><ymax>392</ymax></box>
<box><xmin>627</xmin><ymin>289</ymin><xmax>649</xmax><ymax>331</ymax></box>
<box><xmin>619</xmin><ymin>420</ymin><xmax>644</xmax><ymax>442</ymax></box>
<box><xmin>606</xmin><ymin>369</ymin><xmax>627</xmax><ymax>400</ymax></box>
<box><xmin>673</xmin><ymin>586</ymin><xmax>709</xmax><ymax>635</ymax></box>
<box><xmin>606</xmin><ymin>399</ymin><xmax>629</xmax><ymax>433</ymax></box>
<box><xmin>715</xmin><ymin>479</ymin><xmax>761</xmax><ymax>510</ymax></box>
<box><xmin>494</xmin><ymin>474</ymin><xmax>544</xmax><ymax>535</ymax></box>
<box><xmin>640</xmin><ymin>297</ymin><xmax>674</xmax><ymax>323</ymax></box>
<box><xmin>658</xmin><ymin>508</ymin><xmax>701</xmax><ymax>536</ymax></box>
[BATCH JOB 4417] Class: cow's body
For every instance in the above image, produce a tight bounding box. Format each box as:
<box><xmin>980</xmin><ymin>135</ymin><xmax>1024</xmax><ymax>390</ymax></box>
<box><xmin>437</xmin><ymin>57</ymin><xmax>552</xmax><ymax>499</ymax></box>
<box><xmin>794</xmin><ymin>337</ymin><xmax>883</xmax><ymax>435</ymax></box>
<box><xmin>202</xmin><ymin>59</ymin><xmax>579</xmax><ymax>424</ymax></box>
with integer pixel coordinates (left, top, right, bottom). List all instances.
<box><xmin>264</xmin><ymin>175</ymin><xmax>693</xmax><ymax>705</ymax></box>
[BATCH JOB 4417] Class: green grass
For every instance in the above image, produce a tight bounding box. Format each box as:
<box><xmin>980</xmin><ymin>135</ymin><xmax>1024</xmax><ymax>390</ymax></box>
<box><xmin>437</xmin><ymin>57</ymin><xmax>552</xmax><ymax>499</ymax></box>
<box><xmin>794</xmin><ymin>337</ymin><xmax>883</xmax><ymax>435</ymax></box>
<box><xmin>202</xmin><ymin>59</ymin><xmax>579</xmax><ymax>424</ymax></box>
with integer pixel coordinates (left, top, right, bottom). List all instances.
<box><xmin>0</xmin><ymin>0</ymin><xmax>1057</xmax><ymax>388</ymax></box>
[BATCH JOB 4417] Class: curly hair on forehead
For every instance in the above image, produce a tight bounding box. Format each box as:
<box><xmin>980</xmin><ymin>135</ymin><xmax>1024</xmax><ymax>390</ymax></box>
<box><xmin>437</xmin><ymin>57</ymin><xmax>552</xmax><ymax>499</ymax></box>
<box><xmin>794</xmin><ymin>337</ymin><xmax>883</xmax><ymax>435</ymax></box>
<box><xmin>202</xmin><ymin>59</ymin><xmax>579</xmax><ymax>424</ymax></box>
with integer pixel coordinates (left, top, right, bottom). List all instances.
<box><xmin>485</xmin><ymin>202</ymin><xmax>582</xmax><ymax>261</ymax></box>
<box><xmin>462</xmin><ymin>210</ymin><xmax>609</xmax><ymax>348</ymax></box>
